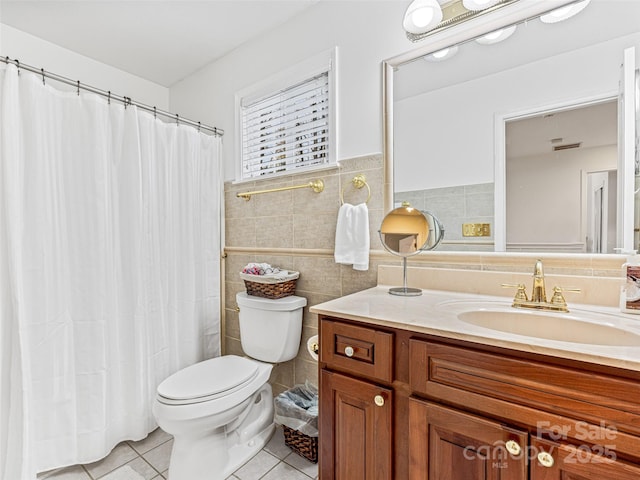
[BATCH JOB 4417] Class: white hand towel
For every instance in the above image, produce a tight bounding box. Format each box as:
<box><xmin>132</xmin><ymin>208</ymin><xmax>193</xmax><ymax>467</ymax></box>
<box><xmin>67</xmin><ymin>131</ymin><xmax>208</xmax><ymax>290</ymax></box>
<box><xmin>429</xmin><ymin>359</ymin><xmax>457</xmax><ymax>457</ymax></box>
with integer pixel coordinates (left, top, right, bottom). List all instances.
<box><xmin>334</xmin><ymin>202</ymin><xmax>370</xmax><ymax>271</ymax></box>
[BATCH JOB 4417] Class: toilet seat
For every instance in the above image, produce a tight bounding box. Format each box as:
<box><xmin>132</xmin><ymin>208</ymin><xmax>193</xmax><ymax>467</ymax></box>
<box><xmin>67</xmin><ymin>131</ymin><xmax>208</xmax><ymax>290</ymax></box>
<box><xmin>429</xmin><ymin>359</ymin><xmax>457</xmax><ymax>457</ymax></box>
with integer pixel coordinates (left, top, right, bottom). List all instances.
<box><xmin>157</xmin><ymin>355</ymin><xmax>259</xmax><ymax>406</ymax></box>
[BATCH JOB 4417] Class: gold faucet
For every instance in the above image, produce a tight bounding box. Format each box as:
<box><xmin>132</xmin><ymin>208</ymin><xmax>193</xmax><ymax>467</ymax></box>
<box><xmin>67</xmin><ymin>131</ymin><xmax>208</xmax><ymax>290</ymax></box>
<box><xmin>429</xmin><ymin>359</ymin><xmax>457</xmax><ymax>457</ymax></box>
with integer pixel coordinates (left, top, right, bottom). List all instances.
<box><xmin>502</xmin><ymin>259</ymin><xmax>580</xmax><ymax>313</ymax></box>
<box><xmin>530</xmin><ymin>259</ymin><xmax>547</xmax><ymax>303</ymax></box>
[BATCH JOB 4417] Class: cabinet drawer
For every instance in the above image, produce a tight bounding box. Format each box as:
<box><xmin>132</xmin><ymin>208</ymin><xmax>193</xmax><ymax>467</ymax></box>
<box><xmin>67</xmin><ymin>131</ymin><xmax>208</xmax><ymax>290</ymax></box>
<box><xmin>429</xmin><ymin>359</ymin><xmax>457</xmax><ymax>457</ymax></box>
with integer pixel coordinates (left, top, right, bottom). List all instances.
<box><xmin>409</xmin><ymin>339</ymin><xmax>640</xmax><ymax>439</ymax></box>
<box><xmin>320</xmin><ymin>318</ymin><xmax>394</xmax><ymax>382</ymax></box>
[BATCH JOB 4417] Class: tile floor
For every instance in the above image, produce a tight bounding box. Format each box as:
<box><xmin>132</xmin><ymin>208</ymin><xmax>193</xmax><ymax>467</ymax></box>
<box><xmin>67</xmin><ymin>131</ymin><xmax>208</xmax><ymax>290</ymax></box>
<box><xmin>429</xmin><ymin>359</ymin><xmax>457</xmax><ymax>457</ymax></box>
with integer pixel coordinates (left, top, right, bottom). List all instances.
<box><xmin>37</xmin><ymin>426</ymin><xmax>318</xmax><ymax>480</ymax></box>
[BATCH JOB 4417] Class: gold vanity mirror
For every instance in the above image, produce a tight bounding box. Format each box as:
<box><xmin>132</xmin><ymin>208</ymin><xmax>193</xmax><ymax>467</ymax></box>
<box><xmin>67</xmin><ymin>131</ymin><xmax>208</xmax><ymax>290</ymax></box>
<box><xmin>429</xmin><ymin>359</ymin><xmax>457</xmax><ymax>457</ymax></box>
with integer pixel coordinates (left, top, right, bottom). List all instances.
<box><xmin>379</xmin><ymin>203</ymin><xmax>444</xmax><ymax>296</ymax></box>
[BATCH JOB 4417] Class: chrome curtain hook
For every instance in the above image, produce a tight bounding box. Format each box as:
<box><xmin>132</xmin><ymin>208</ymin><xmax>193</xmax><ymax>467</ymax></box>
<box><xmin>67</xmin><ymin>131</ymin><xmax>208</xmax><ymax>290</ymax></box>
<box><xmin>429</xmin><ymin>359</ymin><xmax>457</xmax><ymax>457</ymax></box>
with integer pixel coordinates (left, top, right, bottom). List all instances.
<box><xmin>107</xmin><ymin>91</ymin><xmax>111</xmax><ymax>104</ymax></box>
<box><xmin>41</xmin><ymin>68</ymin><xmax>45</xmax><ymax>85</ymax></box>
<box><xmin>76</xmin><ymin>80</ymin><xmax>80</xmax><ymax>96</ymax></box>
<box><xmin>198</xmin><ymin>121</ymin><xmax>201</xmax><ymax>132</ymax></box>
<box><xmin>175</xmin><ymin>113</ymin><xmax>179</xmax><ymax>126</ymax></box>
<box><xmin>153</xmin><ymin>106</ymin><xmax>157</xmax><ymax>119</ymax></box>
<box><xmin>15</xmin><ymin>59</ymin><xmax>20</xmax><ymax>75</ymax></box>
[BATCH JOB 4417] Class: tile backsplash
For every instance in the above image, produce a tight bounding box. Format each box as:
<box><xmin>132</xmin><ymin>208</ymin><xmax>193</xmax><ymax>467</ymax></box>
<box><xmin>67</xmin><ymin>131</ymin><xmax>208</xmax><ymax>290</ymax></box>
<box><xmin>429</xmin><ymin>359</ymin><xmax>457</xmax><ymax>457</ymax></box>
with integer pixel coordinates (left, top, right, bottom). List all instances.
<box><xmin>224</xmin><ymin>154</ymin><xmax>385</xmax><ymax>396</ymax></box>
<box><xmin>396</xmin><ymin>182</ymin><xmax>494</xmax><ymax>251</ymax></box>
<box><xmin>223</xmin><ymin>153</ymin><xmax>625</xmax><ymax>395</ymax></box>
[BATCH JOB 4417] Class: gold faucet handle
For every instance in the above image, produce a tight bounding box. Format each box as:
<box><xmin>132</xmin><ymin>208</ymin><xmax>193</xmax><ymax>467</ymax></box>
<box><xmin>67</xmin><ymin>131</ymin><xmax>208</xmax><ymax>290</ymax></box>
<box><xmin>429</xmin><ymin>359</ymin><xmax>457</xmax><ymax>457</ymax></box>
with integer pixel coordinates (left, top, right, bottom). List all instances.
<box><xmin>549</xmin><ymin>286</ymin><xmax>581</xmax><ymax>307</ymax></box>
<box><xmin>501</xmin><ymin>283</ymin><xmax>528</xmax><ymax>304</ymax></box>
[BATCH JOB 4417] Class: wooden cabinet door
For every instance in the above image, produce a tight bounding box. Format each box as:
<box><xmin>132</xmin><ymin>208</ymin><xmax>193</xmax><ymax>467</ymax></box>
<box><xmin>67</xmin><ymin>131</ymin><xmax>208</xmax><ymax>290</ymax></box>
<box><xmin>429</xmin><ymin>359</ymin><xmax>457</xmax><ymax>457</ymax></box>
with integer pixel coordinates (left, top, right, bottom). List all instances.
<box><xmin>531</xmin><ymin>436</ymin><xmax>640</xmax><ymax>480</ymax></box>
<box><xmin>409</xmin><ymin>399</ymin><xmax>527</xmax><ymax>480</ymax></box>
<box><xmin>319</xmin><ymin>369</ymin><xmax>392</xmax><ymax>480</ymax></box>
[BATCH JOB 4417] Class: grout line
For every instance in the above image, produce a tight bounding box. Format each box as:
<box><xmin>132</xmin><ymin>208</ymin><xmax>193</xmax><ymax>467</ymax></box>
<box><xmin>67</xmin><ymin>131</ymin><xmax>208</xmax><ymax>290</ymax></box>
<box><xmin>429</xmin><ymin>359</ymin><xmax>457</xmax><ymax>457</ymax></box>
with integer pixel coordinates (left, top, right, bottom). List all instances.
<box><xmin>80</xmin><ymin>465</ymin><xmax>94</xmax><ymax>480</ymax></box>
<box><xmin>138</xmin><ymin>454</ymin><xmax>164</xmax><ymax>479</ymax></box>
<box><xmin>256</xmin><ymin>457</ymin><xmax>282</xmax><ymax>480</ymax></box>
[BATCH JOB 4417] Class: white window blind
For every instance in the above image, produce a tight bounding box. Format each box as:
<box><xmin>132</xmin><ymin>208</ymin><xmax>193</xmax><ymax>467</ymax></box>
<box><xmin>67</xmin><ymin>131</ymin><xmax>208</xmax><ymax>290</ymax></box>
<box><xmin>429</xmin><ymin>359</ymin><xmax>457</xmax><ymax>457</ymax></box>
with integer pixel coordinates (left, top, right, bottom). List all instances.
<box><xmin>240</xmin><ymin>71</ymin><xmax>330</xmax><ymax>180</ymax></box>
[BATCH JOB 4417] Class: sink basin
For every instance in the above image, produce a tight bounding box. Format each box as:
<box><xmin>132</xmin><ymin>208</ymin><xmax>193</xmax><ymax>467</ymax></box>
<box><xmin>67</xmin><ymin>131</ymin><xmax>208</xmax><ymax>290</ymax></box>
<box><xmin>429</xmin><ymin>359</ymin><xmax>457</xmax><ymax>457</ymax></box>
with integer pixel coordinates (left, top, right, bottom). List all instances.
<box><xmin>439</xmin><ymin>301</ymin><xmax>640</xmax><ymax>346</ymax></box>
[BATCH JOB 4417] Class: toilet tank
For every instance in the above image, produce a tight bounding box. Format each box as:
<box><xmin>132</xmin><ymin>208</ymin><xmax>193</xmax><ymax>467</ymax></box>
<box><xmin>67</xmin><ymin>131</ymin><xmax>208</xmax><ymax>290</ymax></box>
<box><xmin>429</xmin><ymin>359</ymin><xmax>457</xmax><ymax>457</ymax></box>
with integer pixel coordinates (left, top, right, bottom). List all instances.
<box><xmin>236</xmin><ymin>292</ymin><xmax>306</xmax><ymax>363</ymax></box>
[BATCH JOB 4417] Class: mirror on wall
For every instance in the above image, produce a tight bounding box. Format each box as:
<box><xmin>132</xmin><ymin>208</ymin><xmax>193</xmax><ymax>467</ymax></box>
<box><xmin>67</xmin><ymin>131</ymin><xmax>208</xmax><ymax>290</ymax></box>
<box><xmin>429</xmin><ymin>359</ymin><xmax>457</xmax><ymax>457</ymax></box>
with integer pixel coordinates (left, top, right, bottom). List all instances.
<box><xmin>379</xmin><ymin>204</ymin><xmax>444</xmax><ymax>296</ymax></box>
<box><xmin>387</xmin><ymin>0</ymin><xmax>640</xmax><ymax>254</ymax></box>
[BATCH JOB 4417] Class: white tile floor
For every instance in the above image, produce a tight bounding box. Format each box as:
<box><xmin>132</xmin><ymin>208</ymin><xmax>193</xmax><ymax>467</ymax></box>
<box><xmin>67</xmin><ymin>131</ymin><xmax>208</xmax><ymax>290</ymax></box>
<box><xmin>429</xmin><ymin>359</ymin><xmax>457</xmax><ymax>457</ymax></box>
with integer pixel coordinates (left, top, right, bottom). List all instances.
<box><xmin>37</xmin><ymin>426</ymin><xmax>318</xmax><ymax>480</ymax></box>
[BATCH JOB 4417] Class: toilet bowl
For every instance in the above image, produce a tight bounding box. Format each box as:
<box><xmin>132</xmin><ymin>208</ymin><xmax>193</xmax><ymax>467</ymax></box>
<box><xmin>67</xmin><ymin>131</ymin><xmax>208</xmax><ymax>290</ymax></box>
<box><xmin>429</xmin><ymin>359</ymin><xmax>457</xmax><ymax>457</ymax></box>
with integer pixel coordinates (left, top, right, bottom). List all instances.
<box><xmin>152</xmin><ymin>293</ymin><xmax>306</xmax><ymax>480</ymax></box>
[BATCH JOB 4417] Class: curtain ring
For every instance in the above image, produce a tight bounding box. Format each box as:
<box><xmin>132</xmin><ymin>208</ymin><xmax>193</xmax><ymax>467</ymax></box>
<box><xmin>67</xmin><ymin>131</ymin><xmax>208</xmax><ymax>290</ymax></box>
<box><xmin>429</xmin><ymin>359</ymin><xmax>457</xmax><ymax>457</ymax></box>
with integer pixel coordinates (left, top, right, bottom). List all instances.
<box><xmin>153</xmin><ymin>106</ymin><xmax>157</xmax><ymax>119</ymax></box>
<box><xmin>15</xmin><ymin>59</ymin><xmax>20</xmax><ymax>75</ymax></box>
<box><xmin>107</xmin><ymin>91</ymin><xmax>111</xmax><ymax>104</ymax></box>
<box><xmin>76</xmin><ymin>80</ymin><xmax>80</xmax><ymax>96</ymax></box>
<box><xmin>41</xmin><ymin>68</ymin><xmax>46</xmax><ymax>85</ymax></box>
<box><xmin>198</xmin><ymin>121</ymin><xmax>201</xmax><ymax>132</ymax></box>
<box><xmin>175</xmin><ymin>113</ymin><xmax>179</xmax><ymax>126</ymax></box>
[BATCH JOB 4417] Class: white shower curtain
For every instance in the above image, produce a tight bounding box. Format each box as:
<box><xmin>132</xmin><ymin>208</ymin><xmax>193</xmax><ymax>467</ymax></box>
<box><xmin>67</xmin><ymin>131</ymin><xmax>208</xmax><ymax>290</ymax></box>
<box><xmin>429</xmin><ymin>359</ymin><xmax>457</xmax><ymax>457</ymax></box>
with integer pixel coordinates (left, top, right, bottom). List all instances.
<box><xmin>0</xmin><ymin>63</ymin><xmax>222</xmax><ymax>479</ymax></box>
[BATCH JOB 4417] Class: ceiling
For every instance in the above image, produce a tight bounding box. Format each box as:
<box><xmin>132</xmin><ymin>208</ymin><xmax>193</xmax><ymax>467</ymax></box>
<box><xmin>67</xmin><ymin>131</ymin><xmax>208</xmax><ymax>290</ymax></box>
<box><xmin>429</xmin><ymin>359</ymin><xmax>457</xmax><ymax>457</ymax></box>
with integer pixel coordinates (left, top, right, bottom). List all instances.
<box><xmin>0</xmin><ymin>0</ymin><xmax>320</xmax><ymax>87</ymax></box>
<box><xmin>506</xmin><ymin>100</ymin><xmax>618</xmax><ymax>159</ymax></box>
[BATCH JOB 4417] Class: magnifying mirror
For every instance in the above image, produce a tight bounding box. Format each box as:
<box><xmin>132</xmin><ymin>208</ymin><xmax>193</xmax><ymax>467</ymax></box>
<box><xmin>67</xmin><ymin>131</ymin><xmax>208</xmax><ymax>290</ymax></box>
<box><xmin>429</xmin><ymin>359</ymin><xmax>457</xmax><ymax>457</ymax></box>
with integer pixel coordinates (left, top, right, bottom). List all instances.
<box><xmin>379</xmin><ymin>203</ymin><xmax>444</xmax><ymax>296</ymax></box>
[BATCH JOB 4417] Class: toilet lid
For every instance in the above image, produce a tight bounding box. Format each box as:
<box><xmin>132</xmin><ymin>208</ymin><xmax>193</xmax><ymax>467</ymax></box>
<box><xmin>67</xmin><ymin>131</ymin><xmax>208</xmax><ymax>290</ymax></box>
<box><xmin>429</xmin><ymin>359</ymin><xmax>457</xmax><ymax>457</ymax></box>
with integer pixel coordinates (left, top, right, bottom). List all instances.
<box><xmin>157</xmin><ymin>355</ymin><xmax>259</xmax><ymax>403</ymax></box>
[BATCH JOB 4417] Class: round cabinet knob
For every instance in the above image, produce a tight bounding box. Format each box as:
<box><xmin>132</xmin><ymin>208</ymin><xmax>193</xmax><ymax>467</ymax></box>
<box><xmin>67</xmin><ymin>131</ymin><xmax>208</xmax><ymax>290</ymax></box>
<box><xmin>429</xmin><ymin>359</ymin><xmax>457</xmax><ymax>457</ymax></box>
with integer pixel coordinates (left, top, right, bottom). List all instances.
<box><xmin>374</xmin><ymin>395</ymin><xmax>385</xmax><ymax>407</ymax></box>
<box><xmin>344</xmin><ymin>346</ymin><xmax>355</xmax><ymax>357</ymax></box>
<box><xmin>505</xmin><ymin>440</ymin><xmax>521</xmax><ymax>456</ymax></box>
<box><xmin>537</xmin><ymin>451</ymin><xmax>555</xmax><ymax>468</ymax></box>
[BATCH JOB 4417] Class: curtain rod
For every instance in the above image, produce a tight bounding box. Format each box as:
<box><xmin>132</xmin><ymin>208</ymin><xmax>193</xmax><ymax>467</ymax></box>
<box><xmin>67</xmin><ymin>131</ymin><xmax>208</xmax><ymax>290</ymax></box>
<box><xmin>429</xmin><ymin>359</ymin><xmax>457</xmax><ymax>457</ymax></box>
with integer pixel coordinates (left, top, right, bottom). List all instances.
<box><xmin>2</xmin><ymin>56</ymin><xmax>223</xmax><ymax>137</ymax></box>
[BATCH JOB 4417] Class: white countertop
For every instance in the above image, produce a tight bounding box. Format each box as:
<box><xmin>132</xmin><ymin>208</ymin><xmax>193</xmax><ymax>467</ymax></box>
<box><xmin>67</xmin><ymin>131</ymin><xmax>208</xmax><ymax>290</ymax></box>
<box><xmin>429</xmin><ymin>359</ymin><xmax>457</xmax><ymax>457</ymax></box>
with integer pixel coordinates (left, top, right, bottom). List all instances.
<box><xmin>309</xmin><ymin>286</ymin><xmax>640</xmax><ymax>372</ymax></box>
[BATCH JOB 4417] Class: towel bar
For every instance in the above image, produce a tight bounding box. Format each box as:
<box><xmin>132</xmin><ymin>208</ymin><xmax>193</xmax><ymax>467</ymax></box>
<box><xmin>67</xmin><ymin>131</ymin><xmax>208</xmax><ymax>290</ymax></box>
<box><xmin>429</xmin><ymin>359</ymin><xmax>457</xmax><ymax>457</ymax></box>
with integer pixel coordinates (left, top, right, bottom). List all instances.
<box><xmin>237</xmin><ymin>179</ymin><xmax>324</xmax><ymax>201</ymax></box>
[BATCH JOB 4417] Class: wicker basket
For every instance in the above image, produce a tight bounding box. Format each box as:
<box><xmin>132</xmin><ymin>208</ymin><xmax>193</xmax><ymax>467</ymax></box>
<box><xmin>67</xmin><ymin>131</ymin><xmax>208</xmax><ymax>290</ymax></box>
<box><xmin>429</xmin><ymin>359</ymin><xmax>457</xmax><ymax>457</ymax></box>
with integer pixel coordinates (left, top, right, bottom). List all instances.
<box><xmin>240</xmin><ymin>271</ymin><xmax>299</xmax><ymax>299</ymax></box>
<box><xmin>283</xmin><ymin>425</ymin><xmax>318</xmax><ymax>463</ymax></box>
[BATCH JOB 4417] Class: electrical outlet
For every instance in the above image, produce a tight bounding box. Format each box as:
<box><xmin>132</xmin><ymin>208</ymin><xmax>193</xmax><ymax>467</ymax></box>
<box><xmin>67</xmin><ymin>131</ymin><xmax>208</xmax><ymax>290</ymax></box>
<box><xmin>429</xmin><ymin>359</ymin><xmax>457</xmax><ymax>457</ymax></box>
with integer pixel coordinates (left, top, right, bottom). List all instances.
<box><xmin>462</xmin><ymin>223</ymin><xmax>491</xmax><ymax>237</ymax></box>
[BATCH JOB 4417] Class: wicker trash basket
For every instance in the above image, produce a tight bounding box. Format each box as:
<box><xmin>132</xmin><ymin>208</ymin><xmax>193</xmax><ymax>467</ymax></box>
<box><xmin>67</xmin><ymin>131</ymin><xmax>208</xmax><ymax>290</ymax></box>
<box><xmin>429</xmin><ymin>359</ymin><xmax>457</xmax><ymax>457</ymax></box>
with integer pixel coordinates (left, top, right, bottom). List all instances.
<box><xmin>239</xmin><ymin>271</ymin><xmax>299</xmax><ymax>299</ymax></box>
<box><xmin>282</xmin><ymin>425</ymin><xmax>318</xmax><ymax>463</ymax></box>
<box><xmin>274</xmin><ymin>384</ymin><xmax>319</xmax><ymax>463</ymax></box>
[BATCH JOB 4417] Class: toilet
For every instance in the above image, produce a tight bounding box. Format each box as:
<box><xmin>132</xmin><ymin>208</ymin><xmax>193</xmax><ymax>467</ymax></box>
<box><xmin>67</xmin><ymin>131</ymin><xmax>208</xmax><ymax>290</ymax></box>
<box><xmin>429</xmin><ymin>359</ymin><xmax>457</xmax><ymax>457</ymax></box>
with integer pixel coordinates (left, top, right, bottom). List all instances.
<box><xmin>152</xmin><ymin>292</ymin><xmax>306</xmax><ymax>480</ymax></box>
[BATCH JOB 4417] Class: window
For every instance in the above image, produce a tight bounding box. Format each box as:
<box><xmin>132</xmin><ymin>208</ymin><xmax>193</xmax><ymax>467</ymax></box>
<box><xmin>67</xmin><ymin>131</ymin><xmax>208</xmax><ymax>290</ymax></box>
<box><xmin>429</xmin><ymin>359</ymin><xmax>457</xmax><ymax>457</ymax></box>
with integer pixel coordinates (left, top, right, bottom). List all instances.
<box><xmin>236</xmin><ymin>49</ymin><xmax>336</xmax><ymax>182</ymax></box>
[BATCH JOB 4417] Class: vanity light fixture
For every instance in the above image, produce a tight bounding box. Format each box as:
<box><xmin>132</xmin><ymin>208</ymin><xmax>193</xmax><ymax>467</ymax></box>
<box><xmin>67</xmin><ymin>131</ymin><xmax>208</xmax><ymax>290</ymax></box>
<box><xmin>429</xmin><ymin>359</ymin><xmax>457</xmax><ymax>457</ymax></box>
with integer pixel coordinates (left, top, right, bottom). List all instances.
<box><xmin>403</xmin><ymin>0</ymin><xmax>518</xmax><ymax>42</ymax></box>
<box><xmin>403</xmin><ymin>0</ymin><xmax>443</xmax><ymax>35</ymax></box>
<box><xmin>540</xmin><ymin>0</ymin><xmax>590</xmax><ymax>24</ymax></box>
<box><xmin>462</xmin><ymin>0</ymin><xmax>501</xmax><ymax>11</ymax></box>
<box><xmin>475</xmin><ymin>24</ymin><xmax>517</xmax><ymax>44</ymax></box>
<box><xmin>424</xmin><ymin>46</ymin><xmax>459</xmax><ymax>62</ymax></box>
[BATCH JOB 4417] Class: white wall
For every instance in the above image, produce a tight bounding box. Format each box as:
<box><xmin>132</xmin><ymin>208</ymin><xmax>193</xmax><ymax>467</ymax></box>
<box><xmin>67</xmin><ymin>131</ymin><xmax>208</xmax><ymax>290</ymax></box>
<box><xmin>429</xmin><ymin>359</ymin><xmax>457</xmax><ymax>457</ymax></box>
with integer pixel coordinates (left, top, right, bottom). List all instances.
<box><xmin>1</xmin><ymin>24</ymin><xmax>169</xmax><ymax>109</ymax></box>
<box><xmin>507</xmin><ymin>145</ymin><xmax>617</xmax><ymax>248</ymax></box>
<box><xmin>169</xmin><ymin>1</ymin><xmax>413</xmax><ymax>182</ymax></box>
<box><xmin>394</xmin><ymin>32</ymin><xmax>640</xmax><ymax>193</ymax></box>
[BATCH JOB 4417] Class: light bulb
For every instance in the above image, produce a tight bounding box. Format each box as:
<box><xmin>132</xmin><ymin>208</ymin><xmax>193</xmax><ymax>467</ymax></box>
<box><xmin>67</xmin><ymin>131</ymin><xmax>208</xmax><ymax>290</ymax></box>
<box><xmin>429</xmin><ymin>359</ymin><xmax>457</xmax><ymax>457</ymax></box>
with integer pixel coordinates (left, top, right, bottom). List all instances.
<box><xmin>540</xmin><ymin>0</ymin><xmax>591</xmax><ymax>24</ymax></box>
<box><xmin>412</xmin><ymin>7</ymin><xmax>435</xmax><ymax>28</ymax></box>
<box><xmin>403</xmin><ymin>0</ymin><xmax>443</xmax><ymax>34</ymax></box>
<box><xmin>475</xmin><ymin>24</ymin><xmax>517</xmax><ymax>45</ymax></box>
<box><xmin>463</xmin><ymin>0</ymin><xmax>501</xmax><ymax>11</ymax></box>
<box><xmin>424</xmin><ymin>45</ymin><xmax>459</xmax><ymax>62</ymax></box>
<box><xmin>485</xmin><ymin>29</ymin><xmax>504</xmax><ymax>41</ymax></box>
<box><xmin>433</xmin><ymin>48</ymin><xmax>451</xmax><ymax>59</ymax></box>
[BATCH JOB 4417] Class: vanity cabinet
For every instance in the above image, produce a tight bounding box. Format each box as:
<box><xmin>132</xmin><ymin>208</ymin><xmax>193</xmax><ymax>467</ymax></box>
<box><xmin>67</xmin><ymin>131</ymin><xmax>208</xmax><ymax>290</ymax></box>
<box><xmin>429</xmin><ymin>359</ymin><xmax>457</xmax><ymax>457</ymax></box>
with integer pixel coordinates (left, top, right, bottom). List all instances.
<box><xmin>320</xmin><ymin>370</ymin><xmax>393</xmax><ymax>480</ymax></box>
<box><xmin>529</xmin><ymin>436</ymin><xmax>640</xmax><ymax>480</ymax></box>
<box><xmin>409</xmin><ymin>399</ymin><xmax>527</xmax><ymax>480</ymax></box>
<box><xmin>318</xmin><ymin>314</ymin><xmax>640</xmax><ymax>480</ymax></box>
<box><xmin>319</xmin><ymin>317</ymin><xmax>394</xmax><ymax>480</ymax></box>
